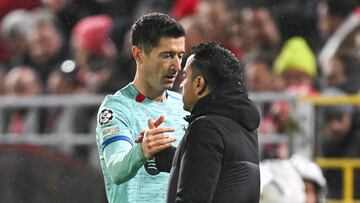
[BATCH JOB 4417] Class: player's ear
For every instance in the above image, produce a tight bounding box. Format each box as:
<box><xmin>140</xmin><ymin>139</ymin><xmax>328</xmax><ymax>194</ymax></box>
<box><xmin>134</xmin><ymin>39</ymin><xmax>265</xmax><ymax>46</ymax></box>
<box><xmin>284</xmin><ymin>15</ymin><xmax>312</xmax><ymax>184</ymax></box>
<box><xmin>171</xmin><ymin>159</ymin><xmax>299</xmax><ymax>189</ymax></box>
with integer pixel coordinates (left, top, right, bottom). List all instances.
<box><xmin>131</xmin><ymin>46</ymin><xmax>143</xmax><ymax>63</ymax></box>
<box><xmin>195</xmin><ymin>76</ymin><xmax>207</xmax><ymax>96</ymax></box>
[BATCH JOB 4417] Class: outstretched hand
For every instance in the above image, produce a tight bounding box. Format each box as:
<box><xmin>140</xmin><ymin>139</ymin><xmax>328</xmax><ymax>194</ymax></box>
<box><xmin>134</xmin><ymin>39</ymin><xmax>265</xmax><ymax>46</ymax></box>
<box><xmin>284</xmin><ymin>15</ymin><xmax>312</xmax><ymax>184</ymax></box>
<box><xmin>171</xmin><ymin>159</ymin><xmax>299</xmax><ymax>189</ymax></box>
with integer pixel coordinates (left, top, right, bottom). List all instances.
<box><xmin>140</xmin><ymin>115</ymin><xmax>176</xmax><ymax>159</ymax></box>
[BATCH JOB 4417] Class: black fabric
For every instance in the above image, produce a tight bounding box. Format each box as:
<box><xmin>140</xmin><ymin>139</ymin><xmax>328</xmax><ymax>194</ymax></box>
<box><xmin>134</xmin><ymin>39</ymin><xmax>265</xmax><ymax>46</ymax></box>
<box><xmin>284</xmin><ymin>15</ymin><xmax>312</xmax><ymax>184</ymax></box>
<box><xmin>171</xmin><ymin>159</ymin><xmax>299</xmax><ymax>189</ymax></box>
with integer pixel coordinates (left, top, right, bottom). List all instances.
<box><xmin>155</xmin><ymin>146</ymin><xmax>176</xmax><ymax>173</ymax></box>
<box><xmin>156</xmin><ymin>80</ymin><xmax>260</xmax><ymax>203</ymax></box>
<box><xmin>185</xmin><ymin>80</ymin><xmax>260</xmax><ymax>131</ymax></box>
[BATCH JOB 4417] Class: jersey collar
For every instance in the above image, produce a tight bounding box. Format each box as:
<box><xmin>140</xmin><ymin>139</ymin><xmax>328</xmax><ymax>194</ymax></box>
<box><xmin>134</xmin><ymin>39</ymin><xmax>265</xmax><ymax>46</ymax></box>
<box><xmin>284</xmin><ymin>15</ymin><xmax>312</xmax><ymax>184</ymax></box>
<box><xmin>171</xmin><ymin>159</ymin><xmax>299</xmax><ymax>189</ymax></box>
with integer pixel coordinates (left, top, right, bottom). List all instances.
<box><xmin>135</xmin><ymin>91</ymin><xmax>169</xmax><ymax>103</ymax></box>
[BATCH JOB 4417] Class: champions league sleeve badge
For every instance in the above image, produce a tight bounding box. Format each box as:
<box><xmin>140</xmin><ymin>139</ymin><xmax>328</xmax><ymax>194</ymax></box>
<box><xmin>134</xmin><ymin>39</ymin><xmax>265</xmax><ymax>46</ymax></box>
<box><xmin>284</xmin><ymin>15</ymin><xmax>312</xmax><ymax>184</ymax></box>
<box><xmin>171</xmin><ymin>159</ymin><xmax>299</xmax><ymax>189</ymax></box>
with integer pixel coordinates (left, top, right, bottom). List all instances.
<box><xmin>99</xmin><ymin>109</ymin><xmax>114</xmax><ymax>125</ymax></box>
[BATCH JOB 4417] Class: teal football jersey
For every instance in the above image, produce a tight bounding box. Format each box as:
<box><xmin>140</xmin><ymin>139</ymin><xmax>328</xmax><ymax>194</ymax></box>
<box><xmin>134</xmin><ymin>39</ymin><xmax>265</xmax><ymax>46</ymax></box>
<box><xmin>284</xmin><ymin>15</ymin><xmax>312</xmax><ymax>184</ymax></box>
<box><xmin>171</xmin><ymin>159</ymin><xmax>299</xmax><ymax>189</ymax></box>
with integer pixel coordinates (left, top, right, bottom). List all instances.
<box><xmin>96</xmin><ymin>83</ymin><xmax>188</xmax><ymax>203</ymax></box>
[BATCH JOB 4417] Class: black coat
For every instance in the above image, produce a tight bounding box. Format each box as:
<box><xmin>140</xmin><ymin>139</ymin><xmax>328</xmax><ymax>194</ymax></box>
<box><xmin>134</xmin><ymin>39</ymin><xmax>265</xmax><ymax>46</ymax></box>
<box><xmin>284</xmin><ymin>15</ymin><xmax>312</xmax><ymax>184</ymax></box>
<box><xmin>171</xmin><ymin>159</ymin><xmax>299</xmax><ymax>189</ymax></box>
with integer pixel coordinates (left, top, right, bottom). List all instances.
<box><xmin>155</xmin><ymin>81</ymin><xmax>260</xmax><ymax>203</ymax></box>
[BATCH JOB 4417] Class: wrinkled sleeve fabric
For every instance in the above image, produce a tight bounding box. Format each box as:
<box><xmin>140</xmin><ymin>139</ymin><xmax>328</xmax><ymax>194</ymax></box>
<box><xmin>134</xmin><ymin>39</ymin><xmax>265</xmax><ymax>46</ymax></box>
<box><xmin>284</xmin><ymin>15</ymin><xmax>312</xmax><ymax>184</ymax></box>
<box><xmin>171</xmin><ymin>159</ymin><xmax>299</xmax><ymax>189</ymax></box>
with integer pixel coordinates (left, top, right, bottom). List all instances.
<box><xmin>103</xmin><ymin>140</ymin><xmax>147</xmax><ymax>185</ymax></box>
<box><xmin>96</xmin><ymin>102</ymin><xmax>147</xmax><ymax>185</ymax></box>
<box><xmin>176</xmin><ymin>118</ymin><xmax>224</xmax><ymax>203</ymax></box>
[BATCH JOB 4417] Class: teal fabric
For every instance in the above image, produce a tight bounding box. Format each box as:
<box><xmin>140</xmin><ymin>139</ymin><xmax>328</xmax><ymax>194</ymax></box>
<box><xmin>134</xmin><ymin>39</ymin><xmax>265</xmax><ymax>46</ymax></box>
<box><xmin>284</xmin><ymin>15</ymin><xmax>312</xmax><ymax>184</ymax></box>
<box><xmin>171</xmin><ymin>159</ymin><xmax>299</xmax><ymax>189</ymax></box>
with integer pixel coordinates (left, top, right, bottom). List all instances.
<box><xmin>96</xmin><ymin>83</ymin><xmax>188</xmax><ymax>203</ymax></box>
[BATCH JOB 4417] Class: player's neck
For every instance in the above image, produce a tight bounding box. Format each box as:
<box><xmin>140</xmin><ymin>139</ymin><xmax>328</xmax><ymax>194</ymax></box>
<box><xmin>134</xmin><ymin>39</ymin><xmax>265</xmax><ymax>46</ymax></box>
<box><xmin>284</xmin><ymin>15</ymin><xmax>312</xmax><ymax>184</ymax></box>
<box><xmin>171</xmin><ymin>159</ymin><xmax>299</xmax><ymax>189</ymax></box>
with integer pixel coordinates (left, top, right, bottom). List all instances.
<box><xmin>133</xmin><ymin>79</ymin><xmax>167</xmax><ymax>102</ymax></box>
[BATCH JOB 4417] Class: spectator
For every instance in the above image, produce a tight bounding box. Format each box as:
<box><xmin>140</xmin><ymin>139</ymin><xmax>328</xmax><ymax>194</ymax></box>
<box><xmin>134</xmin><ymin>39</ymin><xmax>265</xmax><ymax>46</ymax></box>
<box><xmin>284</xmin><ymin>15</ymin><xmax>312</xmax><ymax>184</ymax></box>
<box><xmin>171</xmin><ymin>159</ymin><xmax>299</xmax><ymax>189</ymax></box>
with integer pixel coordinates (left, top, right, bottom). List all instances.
<box><xmin>243</xmin><ymin>52</ymin><xmax>284</xmax><ymax>159</ymax></box>
<box><xmin>179</xmin><ymin>14</ymin><xmax>207</xmax><ymax>54</ymax></box>
<box><xmin>243</xmin><ymin>52</ymin><xmax>280</xmax><ymax>92</ymax></box>
<box><xmin>42</xmin><ymin>65</ymin><xmax>79</xmax><ymax>134</ymax></box>
<box><xmin>71</xmin><ymin>14</ymin><xmax>116</xmax><ymax>67</ymax></box>
<box><xmin>0</xmin><ymin>0</ymin><xmax>40</xmax><ymax>20</ymax></box>
<box><xmin>26</xmin><ymin>8</ymin><xmax>70</xmax><ymax>84</ymax></box>
<box><xmin>40</xmin><ymin>0</ymin><xmax>102</xmax><ymax>40</ymax></box>
<box><xmin>322</xmin><ymin>104</ymin><xmax>360</xmax><ymax>158</ymax></box>
<box><xmin>4</xmin><ymin>66</ymin><xmax>42</xmax><ymax>96</ymax></box>
<box><xmin>239</xmin><ymin>7</ymin><xmax>280</xmax><ymax>56</ymax></box>
<box><xmin>265</xmin><ymin>37</ymin><xmax>318</xmax><ymax>136</ymax></box>
<box><xmin>273</xmin><ymin>36</ymin><xmax>318</xmax><ymax>94</ymax></box>
<box><xmin>318</xmin><ymin>0</ymin><xmax>359</xmax><ymax>40</ymax></box>
<box><xmin>324</xmin><ymin>53</ymin><xmax>360</xmax><ymax>93</ymax></box>
<box><xmin>318</xmin><ymin>6</ymin><xmax>360</xmax><ymax>80</ymax></box>
<box><xmin>170</xmin><ymin>0</ymin><xmax>199</xmax><ymax>20</ymax></box>
<box><xmin>260</xmin><ymin>159</ymin><xmax>306</xmax><ymax>203</ymax></box>
<box><xmin>260</xmin><ymin>156</ymin><xmax>327</xmax><ymax>203</ymax></box>
<box><xmin>0</xmin><ymin>9</ymin><xmax>34</xmax><ymax>67</ymax></box>
<box><xmin>291</xmin><ymin>155</ymin><xmax>327</xmax><ymax>203</ymax></box>
<box><xmin>46</xmin><ymin>62</ymin><xmax>80</xmax><ymax>95</ymax></box>
<box><xmin>321</xmin><ymin>103</ymin><xmax>360</xmax><ymax>198</ymax></box>
<box><xmin>0</xmin><ymin>0</ymin><xmax>40</xmax><ymax>63</ymax></box>
<box><xmin>259</xmin><ymin>37</ymin><xmax>318</xmax><ymax>158</ymax></box>
<box><xmin>70</xmin><ymin>15</ymin><xmax>123</xmax><ymax>143</ymax></box>
<box><xmin>3</xmin><ymin>66</ymin><xmax>43</xmax><ymax>134</ymax></box>
<box><xmin>71</xmin><ymin>14</ymin><xmax>126</xmax><ymax>94</ymax></box>
<box><xmin>179</xmin><ymin>0</ymin><xmax>236</xmax><ymax>55</ymax></box>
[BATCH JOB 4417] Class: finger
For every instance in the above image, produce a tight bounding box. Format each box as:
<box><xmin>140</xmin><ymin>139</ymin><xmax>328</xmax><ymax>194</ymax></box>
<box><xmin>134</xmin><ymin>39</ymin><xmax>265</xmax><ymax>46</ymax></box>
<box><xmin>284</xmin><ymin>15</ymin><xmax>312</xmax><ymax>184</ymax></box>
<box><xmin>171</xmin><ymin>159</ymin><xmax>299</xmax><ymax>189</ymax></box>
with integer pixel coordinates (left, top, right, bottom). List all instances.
<box><xmin>151</xmin><ymin>144</ymin><xmax>173</xmax><ymax>153</ymax></box>
<box><xmin>148</xmin><ymin>118</ymin><xmax>156</xmax><ymax>129</ymax></box>
<box><xmin>145</xmin><ymin>127</ymin><xmax>175</xmax><ymax>136</ymax></box>
<box><xmin>143</xmin><ymin>115</ymin><xmax>166</xmax><ymax>136</ymax></box>
<box><xmin>153</xmin><ymin>115</ymin><xmax>165</xmax><ymax>127</ymax></box>
<box><xmin>150</xmin><ymin>138</ymin><xmax>176</xmax><ymax>153</ymax></box>
<box><xmin>148</xmin><ymin>136</ymin><xmax>176</xmax><ymax>146</ymax></box>
<box><xmin>134</xmin><ymin>136</ymin><xmax>143</xmax><ymax>143</ymax></box>
<box><xmin>148</xmin><ymin>133</ymin><xmax>171</xmax><ymax>143</ymax></box>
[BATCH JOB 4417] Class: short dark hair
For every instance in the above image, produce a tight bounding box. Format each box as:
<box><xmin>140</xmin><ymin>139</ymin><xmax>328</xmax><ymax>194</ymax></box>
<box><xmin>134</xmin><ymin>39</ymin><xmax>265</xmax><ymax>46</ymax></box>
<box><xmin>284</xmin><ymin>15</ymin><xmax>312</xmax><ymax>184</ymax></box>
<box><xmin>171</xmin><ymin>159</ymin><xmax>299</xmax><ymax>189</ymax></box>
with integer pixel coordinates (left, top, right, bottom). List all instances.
<box><xmin>189</xmin><ymin>42</ymin><xmax>243</xmax><ymax>89</ymax></box>
<box><xmin>131</xmin><ymin>13</ymin><xmax>185</xmax><ymax>54</ymax></box>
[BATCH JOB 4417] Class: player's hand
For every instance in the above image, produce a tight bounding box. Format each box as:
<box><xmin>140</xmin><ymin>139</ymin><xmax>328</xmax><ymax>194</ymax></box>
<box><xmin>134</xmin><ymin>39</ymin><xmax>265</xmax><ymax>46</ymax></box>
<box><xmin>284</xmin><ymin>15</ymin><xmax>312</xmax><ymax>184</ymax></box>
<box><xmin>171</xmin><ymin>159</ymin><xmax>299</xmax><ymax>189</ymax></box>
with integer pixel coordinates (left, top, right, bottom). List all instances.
<box><xmin>141</xmin><ymin>116</ymin><xmax>176</xmax><ymax>159</ymax></box>
<box><xmin>135</xmin><ymin>115</ymin><xmax>164</xmax><ymax>143</ymax></box>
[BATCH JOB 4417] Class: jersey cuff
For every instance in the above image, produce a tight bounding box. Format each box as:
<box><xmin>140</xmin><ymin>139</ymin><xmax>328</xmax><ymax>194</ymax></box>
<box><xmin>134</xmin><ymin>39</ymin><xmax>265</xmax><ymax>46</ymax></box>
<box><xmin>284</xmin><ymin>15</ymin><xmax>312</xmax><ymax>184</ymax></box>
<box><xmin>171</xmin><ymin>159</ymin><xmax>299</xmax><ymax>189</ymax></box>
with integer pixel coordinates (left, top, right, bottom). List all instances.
<box><xmin>135</xmin><ymin>143</ymin><xmax>147</xmax><ymax>161</ymax></box>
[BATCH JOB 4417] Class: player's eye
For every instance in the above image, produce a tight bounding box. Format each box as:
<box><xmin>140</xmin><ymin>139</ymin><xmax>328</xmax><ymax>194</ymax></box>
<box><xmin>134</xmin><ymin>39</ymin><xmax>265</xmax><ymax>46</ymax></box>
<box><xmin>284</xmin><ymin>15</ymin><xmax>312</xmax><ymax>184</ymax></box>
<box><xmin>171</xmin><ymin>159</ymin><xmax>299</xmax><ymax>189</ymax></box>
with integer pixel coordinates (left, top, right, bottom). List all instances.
<box><xmin>163</xmin><ymin>52</ymin><xmax>172</xmax><ymax>59</ymax></box>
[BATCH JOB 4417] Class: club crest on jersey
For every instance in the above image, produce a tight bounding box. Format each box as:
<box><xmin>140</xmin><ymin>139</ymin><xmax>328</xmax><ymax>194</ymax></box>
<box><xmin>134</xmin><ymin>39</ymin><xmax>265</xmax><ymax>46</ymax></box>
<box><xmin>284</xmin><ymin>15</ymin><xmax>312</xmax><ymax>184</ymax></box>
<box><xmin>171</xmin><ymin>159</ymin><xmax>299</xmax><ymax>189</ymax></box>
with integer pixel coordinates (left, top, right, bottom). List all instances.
<box><xmin>99</xmin><ymin>109</ymin><xmax>114</xmax><ymax>125</ymax></box>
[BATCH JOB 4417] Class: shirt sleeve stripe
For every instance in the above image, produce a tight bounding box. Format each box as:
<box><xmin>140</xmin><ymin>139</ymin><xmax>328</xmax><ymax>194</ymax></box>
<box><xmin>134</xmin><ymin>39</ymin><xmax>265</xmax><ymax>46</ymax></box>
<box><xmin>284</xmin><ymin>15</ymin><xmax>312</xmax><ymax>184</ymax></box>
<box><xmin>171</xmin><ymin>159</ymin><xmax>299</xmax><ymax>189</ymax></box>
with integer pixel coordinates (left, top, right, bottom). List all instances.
<box><xmin>102</xmin><ymin>135</ymin><xmax>134</xmax><ymax>151</ymax></box>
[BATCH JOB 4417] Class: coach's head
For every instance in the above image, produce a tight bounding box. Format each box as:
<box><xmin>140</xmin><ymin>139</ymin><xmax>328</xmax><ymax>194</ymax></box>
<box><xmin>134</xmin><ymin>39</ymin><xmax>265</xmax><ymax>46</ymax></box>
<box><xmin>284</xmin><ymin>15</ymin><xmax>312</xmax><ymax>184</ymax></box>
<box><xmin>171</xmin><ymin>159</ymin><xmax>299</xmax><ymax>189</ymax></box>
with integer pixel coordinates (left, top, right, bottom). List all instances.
<box><xmin>180</xmin><ymin>42</ymin><xmax>243</xmax><ymax>111</ymax></box>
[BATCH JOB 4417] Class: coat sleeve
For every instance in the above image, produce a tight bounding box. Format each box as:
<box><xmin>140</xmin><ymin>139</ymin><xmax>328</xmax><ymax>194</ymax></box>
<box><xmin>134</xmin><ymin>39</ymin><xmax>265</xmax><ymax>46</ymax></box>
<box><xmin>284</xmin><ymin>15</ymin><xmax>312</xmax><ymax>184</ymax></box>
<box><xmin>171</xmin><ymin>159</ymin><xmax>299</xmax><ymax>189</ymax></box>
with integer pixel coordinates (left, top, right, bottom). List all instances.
<box><xmin>154</xmin><ymin>146</ymin><xmax>177</xmax><ymax>173</ymax></box>
<box><xmin>175</xmin><ymin>118</ymin><xmax>224</xmax><ymax>203</ymax></box>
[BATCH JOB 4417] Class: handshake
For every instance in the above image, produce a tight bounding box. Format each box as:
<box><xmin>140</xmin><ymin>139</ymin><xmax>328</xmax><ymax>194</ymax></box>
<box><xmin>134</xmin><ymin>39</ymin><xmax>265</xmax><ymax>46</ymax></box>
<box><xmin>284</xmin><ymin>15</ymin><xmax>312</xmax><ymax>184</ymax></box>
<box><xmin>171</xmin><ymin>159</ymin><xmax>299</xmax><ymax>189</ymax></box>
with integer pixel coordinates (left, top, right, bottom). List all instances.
<box><xmin>136</xmin><ymin>115</ymin><xmax>176</xmax><ymax>159</ymax></box>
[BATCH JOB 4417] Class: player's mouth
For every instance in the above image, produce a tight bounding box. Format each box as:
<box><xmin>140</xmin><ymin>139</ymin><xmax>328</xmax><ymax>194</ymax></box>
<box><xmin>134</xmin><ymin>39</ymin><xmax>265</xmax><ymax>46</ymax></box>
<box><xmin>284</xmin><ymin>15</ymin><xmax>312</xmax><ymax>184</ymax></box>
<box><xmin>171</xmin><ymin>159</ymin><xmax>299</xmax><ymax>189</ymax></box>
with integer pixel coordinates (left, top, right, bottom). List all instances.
<box><xmin>164</xmin><ymin>75</ymin><xmax>177</xmax><ymax>83</ymax></box>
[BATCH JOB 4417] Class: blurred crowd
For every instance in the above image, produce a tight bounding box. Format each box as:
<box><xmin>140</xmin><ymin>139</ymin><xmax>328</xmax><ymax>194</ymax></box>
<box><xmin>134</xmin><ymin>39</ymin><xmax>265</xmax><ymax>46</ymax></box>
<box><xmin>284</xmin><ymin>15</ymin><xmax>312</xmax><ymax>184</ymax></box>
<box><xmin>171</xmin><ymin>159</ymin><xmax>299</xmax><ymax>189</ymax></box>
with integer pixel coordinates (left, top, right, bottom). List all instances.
<box><xmin>1</xmin><ymin>0</ymin><xmax>360</xmax><ymax>200</ymax></box>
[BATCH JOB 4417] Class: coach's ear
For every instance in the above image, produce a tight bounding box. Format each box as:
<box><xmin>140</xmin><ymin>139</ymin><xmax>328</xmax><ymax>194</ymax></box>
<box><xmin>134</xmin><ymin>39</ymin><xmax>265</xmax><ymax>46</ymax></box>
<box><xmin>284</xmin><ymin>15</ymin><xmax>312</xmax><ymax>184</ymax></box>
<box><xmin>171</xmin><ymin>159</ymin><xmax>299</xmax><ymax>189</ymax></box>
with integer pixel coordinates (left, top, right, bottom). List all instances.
<box><xmin>131</xmin><ymin>46</ymin><xmax>143</xmax><ymax>64</ymax></box>
<box><xmin>195</xmin><ymin>76</ymin><xmax>208</xmax><ymax>96</ymax></box>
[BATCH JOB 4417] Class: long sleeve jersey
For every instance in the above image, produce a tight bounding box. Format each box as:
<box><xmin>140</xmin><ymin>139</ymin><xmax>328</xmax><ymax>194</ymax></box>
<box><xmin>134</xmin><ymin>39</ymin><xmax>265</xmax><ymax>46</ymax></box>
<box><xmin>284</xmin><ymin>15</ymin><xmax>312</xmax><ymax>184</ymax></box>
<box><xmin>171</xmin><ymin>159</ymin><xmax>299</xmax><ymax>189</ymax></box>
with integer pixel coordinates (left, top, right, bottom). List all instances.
<box><xmin>96</xmin><ymin>83</ymin><xmax>188</xmax><ymax>203</ymax></box>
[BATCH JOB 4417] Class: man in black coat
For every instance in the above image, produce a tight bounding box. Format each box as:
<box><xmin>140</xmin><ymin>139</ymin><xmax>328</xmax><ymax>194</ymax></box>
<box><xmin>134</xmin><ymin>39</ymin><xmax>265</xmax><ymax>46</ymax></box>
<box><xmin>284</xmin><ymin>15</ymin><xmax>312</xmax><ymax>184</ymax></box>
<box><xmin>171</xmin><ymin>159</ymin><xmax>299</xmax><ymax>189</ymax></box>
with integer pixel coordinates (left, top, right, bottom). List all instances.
<box><xmin>144</xmin><ymin>42</ymin><xmax>260</xmax><ymax>202</ymax></box>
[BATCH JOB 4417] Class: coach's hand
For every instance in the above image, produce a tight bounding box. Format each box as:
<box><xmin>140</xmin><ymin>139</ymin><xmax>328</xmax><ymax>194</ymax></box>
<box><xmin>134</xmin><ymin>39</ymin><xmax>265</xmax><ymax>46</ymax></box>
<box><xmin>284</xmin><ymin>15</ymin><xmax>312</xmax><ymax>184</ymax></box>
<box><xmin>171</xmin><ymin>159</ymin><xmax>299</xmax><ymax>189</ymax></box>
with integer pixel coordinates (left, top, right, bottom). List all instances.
<box><xmin>141</xmin><ymin>116</ymin><xmax>176</xmax><ymax>159</ymax></box>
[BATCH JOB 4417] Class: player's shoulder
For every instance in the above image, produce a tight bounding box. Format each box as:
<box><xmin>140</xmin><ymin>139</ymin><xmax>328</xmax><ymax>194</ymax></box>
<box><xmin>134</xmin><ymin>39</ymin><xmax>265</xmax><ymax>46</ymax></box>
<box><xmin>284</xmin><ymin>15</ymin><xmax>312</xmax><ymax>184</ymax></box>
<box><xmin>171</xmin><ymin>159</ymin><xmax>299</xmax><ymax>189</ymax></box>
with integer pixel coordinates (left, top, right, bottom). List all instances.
<box><xmin>100</xmin><ymin>94</ymin><xmax>126</xmax><ymax>110</ymax></box>
<box><xmin>97</xmin><ymin>86</ymin><xmax>135</xmax><ymax>126</ymax></box>
<box><xmin>97</xmin><ymin>89</ymin><xmax>135</xmax><ymax>124</ymax></box>
<box><xmin>100</xmin><ymin>85</ymin><xmax>134</xmax><ymax>109</ymax></box>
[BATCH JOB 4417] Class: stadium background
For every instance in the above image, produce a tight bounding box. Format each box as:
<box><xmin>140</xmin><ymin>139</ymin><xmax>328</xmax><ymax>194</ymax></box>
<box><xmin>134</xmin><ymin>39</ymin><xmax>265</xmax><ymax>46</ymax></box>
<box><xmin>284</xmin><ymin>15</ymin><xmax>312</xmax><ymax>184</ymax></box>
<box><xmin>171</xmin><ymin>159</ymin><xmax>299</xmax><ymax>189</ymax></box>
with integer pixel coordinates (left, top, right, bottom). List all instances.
<box><xmin>1</xmin><ymin>0</ymin><xmax>360</xmax><ymax>202</ymax></box>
